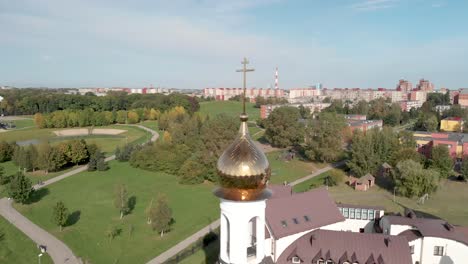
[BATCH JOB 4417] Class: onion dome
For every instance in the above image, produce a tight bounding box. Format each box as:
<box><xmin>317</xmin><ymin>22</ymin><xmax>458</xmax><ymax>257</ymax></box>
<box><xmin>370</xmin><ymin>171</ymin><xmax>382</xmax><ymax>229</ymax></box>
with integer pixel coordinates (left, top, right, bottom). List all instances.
<box><xmin>215</xmin><ymin>114</ymin><xmax>271</xmax><ymax>201</ymax></box>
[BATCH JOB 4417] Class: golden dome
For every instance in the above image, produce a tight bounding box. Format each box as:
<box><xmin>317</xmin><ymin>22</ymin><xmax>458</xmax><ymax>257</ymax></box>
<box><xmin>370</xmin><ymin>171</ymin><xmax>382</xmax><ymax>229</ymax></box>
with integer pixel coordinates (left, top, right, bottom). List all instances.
<box><xmin>215</xmin><ymin>114</ymin><xmax>271</xmax><ymax>201</ymax></box>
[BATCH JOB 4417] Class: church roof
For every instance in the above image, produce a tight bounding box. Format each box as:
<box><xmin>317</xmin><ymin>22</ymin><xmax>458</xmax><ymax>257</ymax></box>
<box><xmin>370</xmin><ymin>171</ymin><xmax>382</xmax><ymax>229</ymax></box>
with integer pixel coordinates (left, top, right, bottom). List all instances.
<box><xmin>385</xmin><ymin>215</ymin><xmax>468</xmax><ymax>246</ymax></box>
<box><xmin>278</xmin><ymin>229</ymin><xmax>412</xmax><ymax>264</ymax></box>
<box><xmin>266</xmin><ymin>187</ymin><xmax>344</xmax><ymax>239</ymax></box>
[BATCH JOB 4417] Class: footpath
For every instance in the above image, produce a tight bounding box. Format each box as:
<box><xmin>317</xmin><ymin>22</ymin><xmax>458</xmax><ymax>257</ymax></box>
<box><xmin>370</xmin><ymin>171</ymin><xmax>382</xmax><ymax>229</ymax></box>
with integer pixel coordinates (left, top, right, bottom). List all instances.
<box><xmin>0</xmin><ymin>124</ymin><xmax>158</xmax><ymax>264</ymax></box>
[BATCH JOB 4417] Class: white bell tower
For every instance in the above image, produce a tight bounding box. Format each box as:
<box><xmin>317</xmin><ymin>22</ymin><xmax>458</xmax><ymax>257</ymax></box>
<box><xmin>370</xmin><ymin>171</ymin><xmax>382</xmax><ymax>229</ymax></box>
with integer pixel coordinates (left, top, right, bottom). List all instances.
<box><xmin>215</xmin><ymin>57</ymin><xmax>271</xmax><ymax>264</ymax></box>
<box><xmin>219</xmin><ymin>198</ymin><xmax>267</xmax><ymax>264</ymax></box>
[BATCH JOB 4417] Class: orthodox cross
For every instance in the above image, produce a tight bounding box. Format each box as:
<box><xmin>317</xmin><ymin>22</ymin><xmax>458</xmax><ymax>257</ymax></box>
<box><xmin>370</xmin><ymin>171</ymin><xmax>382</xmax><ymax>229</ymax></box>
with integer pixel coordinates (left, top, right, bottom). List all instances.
<box><xmin>236</xmin><ymin>57</ymin><xmax>255</xmax><ymax>115</ymax></box>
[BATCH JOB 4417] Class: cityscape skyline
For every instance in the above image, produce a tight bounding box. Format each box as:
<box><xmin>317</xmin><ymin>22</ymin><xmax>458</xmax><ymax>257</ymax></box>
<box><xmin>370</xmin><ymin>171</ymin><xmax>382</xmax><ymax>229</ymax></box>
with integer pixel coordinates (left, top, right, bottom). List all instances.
<box><xmin>1</xmin><ymin>0</ymin><xmax>468</xmax><ymax>89</ymax></box>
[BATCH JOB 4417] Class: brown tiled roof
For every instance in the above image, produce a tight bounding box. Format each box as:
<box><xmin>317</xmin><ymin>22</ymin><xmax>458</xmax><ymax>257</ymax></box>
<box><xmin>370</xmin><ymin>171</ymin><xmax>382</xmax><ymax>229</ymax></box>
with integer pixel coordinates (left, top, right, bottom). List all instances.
<box><xmin>277</xmin><ymin>229</ymin><xmax>412</xmax><ymax>264</ymax></box>
<box><xmin>385</xmin><ymin>215</ymin><xmax>468</xmax><ymax>246</ymax></box>
<box><xmin>357</xmin><ymin>173</ymin><xmax>375</xmax><ymax>183</ymax></box>
<box><xmin>269</xmin><ymin>184</ymin><xmax>292</xmax><ymax>199</ymax></box>
<box><xmin>266</xmin><ymin>188</ymin><xmax>344</xmax><ymax>239</ymax></box>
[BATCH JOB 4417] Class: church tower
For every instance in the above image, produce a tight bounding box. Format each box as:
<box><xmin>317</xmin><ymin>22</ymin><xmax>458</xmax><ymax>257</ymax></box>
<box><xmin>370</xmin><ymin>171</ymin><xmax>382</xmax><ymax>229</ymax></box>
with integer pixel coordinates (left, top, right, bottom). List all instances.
<box><xmin>215</xmin><ymin>58</ymin><xmax>271</xmax><ymax>264</ymax></box>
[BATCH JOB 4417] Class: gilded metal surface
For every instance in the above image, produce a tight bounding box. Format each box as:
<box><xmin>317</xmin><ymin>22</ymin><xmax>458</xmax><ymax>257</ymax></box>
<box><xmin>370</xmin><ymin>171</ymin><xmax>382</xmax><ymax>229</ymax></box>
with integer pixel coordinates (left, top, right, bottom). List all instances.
<box><xmin>216</xmin><ymin>115</ymin><xmax>271</xmax><ymax>201</ymax></box>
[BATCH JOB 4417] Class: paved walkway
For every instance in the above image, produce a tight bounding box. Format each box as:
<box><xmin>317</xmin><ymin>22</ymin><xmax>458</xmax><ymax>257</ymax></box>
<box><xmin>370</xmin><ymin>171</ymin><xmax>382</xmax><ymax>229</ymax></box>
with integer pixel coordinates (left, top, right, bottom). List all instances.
<box><xmin>0</xmin><ymin>123</ymin><xmax>159</xmax><ymax>264</ymax></box>
<box><xmin>0</xmin><ymin>198</ymin><xmax>80</xmax><ymax>264</ymax></box>
<box><xmin>289</xmin><ymin>160</ymin><xmax>347</xmax><ymax>186</ymax></box>
<box><xmin>147</xmin><ymin>159</ymin><xmax>347</xmax><ymax>264</ymax></box>
<box><xmin>147</xmin><ymin>220</ymin><xmax>221</xmax><ymax>264</ymax></box>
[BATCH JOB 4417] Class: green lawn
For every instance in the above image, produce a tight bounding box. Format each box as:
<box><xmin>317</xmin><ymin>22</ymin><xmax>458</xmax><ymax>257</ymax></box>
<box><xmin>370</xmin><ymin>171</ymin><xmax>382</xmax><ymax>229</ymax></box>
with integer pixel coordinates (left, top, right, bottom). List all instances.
<box><xmin>0</xmin><ymin>125</ymin><xmax>150</xmax><ymax>155</ymax></box>
<box><xmin>198</xmin><ymin>101</ymin><xmax>260</xmax><ymax>121</ymax></box>
<box><xmin>267</xmin><ymin>151</ymin><xmax>327</xmax><ymax>184</ymax></box>
<box><xmin>14</xmin><ymin>161</ymin><xmax>220</xmax><ymax>263</ymax></box>
<box><xmin>0</xmin><ymin>216</ymin><xmax>53</xmax><ymax>264</ymax></box>
<box><xmin>325</xmin><ymin>179</ymin><xmax>468</xmax><ymax>226</ymax></box>
<box><xmin>292</xmin><ymin>172</ymin><xmax>329</xmax><ymax>193</ymax></box>
<box><xmin>141</xmin><ymin>121</ymin><xmax>163</xmax><ymax>138</ymax></box>
<box><xmin>11</xmin><ymin>119</ymin><xmax>35</xmax><ymax>129</ymax></box>
<box><xmin>179</xmin><ymin>240</ymin><xmax>219</xmax><ymax>264</ymax></box>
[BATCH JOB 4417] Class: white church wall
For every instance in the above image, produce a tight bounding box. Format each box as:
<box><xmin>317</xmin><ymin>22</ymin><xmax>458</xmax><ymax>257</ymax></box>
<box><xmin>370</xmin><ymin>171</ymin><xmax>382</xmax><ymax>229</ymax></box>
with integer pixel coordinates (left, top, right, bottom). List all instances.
<box><xmin>379</xmin><ymin>217</ymin><xmax>413</xmax><ymax>235</ymax></box>
<box><xmin>274</xmin><ymin>228</ymin><xmax>317</xmax><ymax>262</ymax></box>
<box><xmin>322</xmin><ymin>219</ymin><xmax>375</xmax><ymax>233</ymax></box>
<box><xmin>420</xmin><ymin>237</ymin><xmax>468</xmax><ymax>264</ymax></box>
<box><xmin>408</xmin><ymin>238</ymin><xmax>423</xmax><ymax>264</ymax></box>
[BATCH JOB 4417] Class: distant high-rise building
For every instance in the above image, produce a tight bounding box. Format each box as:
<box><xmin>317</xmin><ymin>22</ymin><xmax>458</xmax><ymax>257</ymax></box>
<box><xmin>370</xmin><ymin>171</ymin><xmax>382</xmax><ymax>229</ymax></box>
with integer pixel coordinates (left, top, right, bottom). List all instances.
<box><xmin>417</xmin><ymin>79</ymin><xmax>435</xmax><ymax>92</ymax></box>
<box><xmin>396</xmin><ymin>79</ymin><xmax>412</xmax><ymax>92</ymax></box>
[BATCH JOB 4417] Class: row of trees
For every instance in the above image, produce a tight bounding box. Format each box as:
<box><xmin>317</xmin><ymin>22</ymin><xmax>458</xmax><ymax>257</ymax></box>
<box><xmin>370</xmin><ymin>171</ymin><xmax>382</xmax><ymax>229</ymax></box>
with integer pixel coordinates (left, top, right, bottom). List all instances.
<box><xmin>0</xmin><ymin>89</ymin><xmax>199</xmax><ymax>115</ymax></box>
<box><xmin>33</xmin><ymin>107</ymin><xmax>161</xmax><ymax>128</ymax></box>
<box><xmin>262</xmin><ymin>107</ymin><xmax>347</xmax><ymax>163</ymax></box>
<box><xmin>124</xmin><ymin>107</ymin><xmax>238</xmax><ymax>184</ymax></box>
<box><xmin>4</xmin><ymin>140</ymin><xmax>106</xmax><ymax>174</ymax></box>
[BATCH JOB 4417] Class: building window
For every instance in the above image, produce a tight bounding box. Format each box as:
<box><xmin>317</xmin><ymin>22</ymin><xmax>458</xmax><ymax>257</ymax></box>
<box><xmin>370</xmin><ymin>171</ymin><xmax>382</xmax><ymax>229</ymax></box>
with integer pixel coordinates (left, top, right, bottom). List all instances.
<box><xmin>434</xmin><ymin>246</ymin><xmax>444</xmax><ymax>256</ymax></box>
<box><xmin>368</xmin><ymin>210</ymin><xmax>374</xmax><ymax>220</ymax></box>
<box><xmin>355</xmin><ymin>208</ymin><xmax>361</xmax><ymax>219</ymax></box>
<box><xmin>362</xmin><ymin>209</ymin><xmax>368</xmax><ymax>220</ymax></box>
<box><xmin>292</xmin><ymin>256</ymin><xmax>301</xmax><ymax>263</ymax></box>
<box><xmin>281</xmin><ymin>220</ymin><xmax>287</xmax><ymax>227</ymax></box>
<box><xmin>410</xmin><ymin>245</ymin><xmax>414</xmax><ymax>254</ymax></box>
<box><xmin>349</xmin><ymin>208</ymin><xmax>355</xmax><ymax>219</ymax></box>
<box><xmin>293</xmin><ymin>218</ymin><xmax>299</xmax><ymax>224</ymax></box>
<box><xmin>304</xmin><ymin>215</ymin><xmax>310</xmax><ymax>222</ymax></box>
<box><xmin>343</xmin><ymin>208</ymin><xmax>349</xmax><ymax>218</ymax></box>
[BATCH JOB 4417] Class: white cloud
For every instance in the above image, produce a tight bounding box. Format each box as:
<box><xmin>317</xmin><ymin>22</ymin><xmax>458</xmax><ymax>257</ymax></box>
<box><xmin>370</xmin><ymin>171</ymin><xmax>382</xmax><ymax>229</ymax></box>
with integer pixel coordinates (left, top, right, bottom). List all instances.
<box><xmin>351</xmin><ymin>0</ymin><xmax>399</xmax><ymax>11</ymax></box>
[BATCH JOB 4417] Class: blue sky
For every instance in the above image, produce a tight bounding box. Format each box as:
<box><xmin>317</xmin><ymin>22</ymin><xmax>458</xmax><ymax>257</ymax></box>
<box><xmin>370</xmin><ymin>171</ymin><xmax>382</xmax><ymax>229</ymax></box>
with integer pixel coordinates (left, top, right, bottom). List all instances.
<box><xmin>1</xmin><ymin>0</ymin><xmax>467</xmax><ymax>89</ymax></box>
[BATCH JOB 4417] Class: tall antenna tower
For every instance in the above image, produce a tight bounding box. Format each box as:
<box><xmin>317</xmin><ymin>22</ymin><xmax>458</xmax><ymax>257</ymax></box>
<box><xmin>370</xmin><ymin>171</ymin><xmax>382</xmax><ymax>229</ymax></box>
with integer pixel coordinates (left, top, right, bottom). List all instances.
<box><xmin>274</xmin><ymin>67</ymin><xmax>279</xmax><ymax>90</ymax></box>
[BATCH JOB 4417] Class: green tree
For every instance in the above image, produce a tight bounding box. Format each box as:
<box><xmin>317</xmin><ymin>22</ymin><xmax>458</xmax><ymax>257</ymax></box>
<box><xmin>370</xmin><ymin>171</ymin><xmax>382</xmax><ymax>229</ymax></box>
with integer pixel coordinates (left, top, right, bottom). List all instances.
<box><xmin>106</xmin><ymin>226</ymin><xmax>121</xmax><ymax>242</ymax></box>
<box><xmin>178</xmin><ymin>159</ymin><xmax>204</xmax><ymax>184</ymax></box>
<box><xmin>460</xmin><ymin>156</ymin><xmax>468</xmax><ymax>181</ymax></box>
<box><xmin>0</xmin><ymin>141</ymin><xmax>14</xmax><ymax>162</ymax></box>
<box><xmin>114</xmin><ymin>184</ymin><xmax>129</xmax><ymax>219</ymax></box>
<box><xmin>424</xmin><ymin>115</ymin><xmax>439</xmax><ymax>132</ymax></box>
<box><xmin>304</xmin><ymin>112</ymin><xmax>346</xmax><ymax>162</ymax></box>
<box><xmin>116</xmin><ymin>110</ymin><xmax>127</xmax><ymax>124</ymax></box>
<box><xmin>394</xmin><ymin>160</ymin><xmax>439</xmax><ymax>198</ymax></box>
<box><xmin>264</xmin><ymin>106</ymin><xmax>303</xmax><ymax>148</ymax></box>
<box><xmin>324</xmin><ymin>169</ymin><xmax>345</xmax><ymax>186</ymax></box>
<box><xmin>8</xmin><ymin>172</ymin><xmax>33</xmax><ymax>203</ymax></box>
<box><xmin>52</xmin><ymin>201</ymin><xmax>69</xmax><ymax>231</ymax></box>
<box><xmin>64</xmin><ymin>140</ymin><xmax>89</xmax><ymax>165</ymax></box>
<box><xmin>150</xmin><ymin>194</ymin><xmax>173</xmax><ymax>237</ymax></box>
<box><xmin>430</xmin><ymin>145</ymin><xmax>453</xmax><ymax>178</ymax></box>
<box><xmin>390</xmin><ymin>147</ymin><xmax>424</xmax><ymax>166</ymax></box>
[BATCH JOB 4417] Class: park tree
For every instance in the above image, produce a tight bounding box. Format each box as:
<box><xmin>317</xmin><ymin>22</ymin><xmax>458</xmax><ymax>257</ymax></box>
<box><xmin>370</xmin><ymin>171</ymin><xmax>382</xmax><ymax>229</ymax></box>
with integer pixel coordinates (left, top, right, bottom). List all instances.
<box><xmin>63</xmin><ymin>140</ymin><xmax>89</xmax><ymax>165</ymax></box>
<box><xmin>114</xmin><ymin>184</ymin><xmax>129</xmax><ymax>219</ymax></box>
<box><xmin>390</xmin><ymin>147</ymin><xmax>424</xmax><ymax>166</ymax></box>
<box><xmin>0</xmin><ymin>141</ymin><xmax>14</xmax><ymax>162</ymax></box>
<box><xmin>8</xmin><ymin>172</ymin><xmax>34</xmax><ymax>203</ymax></box>
<box><xmin>394</xmin><ymin>160</ymin><xmax>439</xmax><ymax>198</ymax></box>
<box><xmin>116</xmin><ymin>110</ymin><xmax>127</xmax><ymax>124</ymax></box>
<box><xmin>430</xmin><ymin>145</ymin><xmax>453</xmax><ymax>178</ymax></box>
<box><xmin>106</xmin><ymin>226</ymin><xmax>120</xmax><ymax>242</ymax></box>
<box><xmin>34</xmin><ymin>113</ymin><xmax>46</xmax><ymax>128</ymax></box>
<box><xmin>460</xmin><ymin>156</ymin><xmax>468</xmax><ymax>181</ymax></box>
<box><xmin>12</xmin><ymin>147</ymin><xmax>33</xmax><ymax>173</ymax></box>
<box><xmin>264</xmin><ymin>106</ymin><xmax>303</xmax><ymax>148</ymax></box>
<box><xmin>127</xmin><ymin>111</ymin><xmax>140</xmax><ymax>124</ymax></box>
<box><xmin>0</xmin><ymin>166</ymin><xmax>12</xmax><ymax>185</ymax></box>
<box><xmin>298</xmin><ymin>104</ymin><xmax>311</xmax><ymax>119</ymax></box>
<box><xmin>150</xmin><ymin>194</ymin><xmax>172</xmax><ymax>237</ymax></box>
<box><xmin>324</xmin><ymin>169</ymin><xmax>346</xmax><ymax>186</ymax></box>
<box><xmin>399</xmin><ymin>130</ymin><xmax>416</xmax><ymax>148</ymax></box>
<box><xmin>52</xmin><ymin>201</ymin><xmax>69</xmax><ymax>231</ymax></box>
<box><xmin>423</xmin><ymin>114</ymin><xmax>438</xmax><ymax>132</ymax></box>
<box><xmin>178</xmin><ymin>158</ymin><xmax>205</xmax><ymax>184</ymax></box>
<box><xmin>304</xmin><ymin>112</ymin><xmax>346</xmax><ymax>162</ymax></box>
<box><xmin>148</xmin><ymin>108</ymin><xmax>160</xmax><ymax>120</ymax></box>
<box><xmin>88</xmin><ymin>149</ymin><xmax>107</xmax><ymax>171</ymax></box>
<box><xmin>347</xmin><ymin>128</ymin><xmax>400</xmax><ymax>177</ymax></box>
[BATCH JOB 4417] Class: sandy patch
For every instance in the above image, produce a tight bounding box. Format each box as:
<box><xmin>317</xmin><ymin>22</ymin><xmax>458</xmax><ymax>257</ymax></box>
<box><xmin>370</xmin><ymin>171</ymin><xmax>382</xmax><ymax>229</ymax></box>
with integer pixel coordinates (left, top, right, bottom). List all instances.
<box><xmin>92</xmin><ymin>128</ymin><xmax>126</xmax><ymax>135</ymax></box>
<box><xmin>54</xmin><ymin>128</ymin><xmax>126</xmax><ymax>137</ymax></box>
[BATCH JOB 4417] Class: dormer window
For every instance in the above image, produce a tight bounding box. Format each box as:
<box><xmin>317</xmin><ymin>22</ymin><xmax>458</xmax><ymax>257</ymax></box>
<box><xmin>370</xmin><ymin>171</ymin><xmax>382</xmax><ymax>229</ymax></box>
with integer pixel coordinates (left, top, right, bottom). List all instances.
<box><xmin>304</xmin><ymin>215</ymin><xmax>310</xmax><ymax>222</ymax></box>
<box><xmin>281</xmin><ymin>220</ymin><xmax>287</xmax><ymax>227</ymax></box>
<box><xmin>293</xmin><ymin>218</ymin><xmax>299</xmax><ymax>224</ymax></box>
<box><xmin>292</xmin><ymin>256</ymin><xmax>301</xmax><ymax>263</ymax></box>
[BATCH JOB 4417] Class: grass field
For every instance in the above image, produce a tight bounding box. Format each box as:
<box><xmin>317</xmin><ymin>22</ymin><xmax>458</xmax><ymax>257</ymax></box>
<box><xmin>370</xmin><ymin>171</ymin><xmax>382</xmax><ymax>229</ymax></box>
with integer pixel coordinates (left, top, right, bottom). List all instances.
<box><xmin>0</xmin><ymin>124</ymin><xmax>150</xmax><ymax>155</ymax></box>
<box><xmin>327</xmin><ymin>179</ymin><xmax>468</xmax><ymax>226</ymax></box>
<box><xmin>198</xmin><ymin>101</ymin><xmax>260</xmax><ymax>121</ymax></box>
<box><xmin>141</xmin><ymin>121</ymin><xmax>163</xmax><ymax>138</ymax></box>
<box><xmin>14</xmin><ymin>161</ymin><xmax>219</xmax><ymax>263</ymax></box>
<box><xmin>0</xmin><ymin>216</ymin><xmax>53</xmax><ymax>264</ymax></box>
<box><xmin>267</xmin><ymin>151</ymin><xmax>327</xmax><ymax>184</ymax></box>
<box><xmin>292</xmin><ymin>171</ymin><xmax>329</xmax><ymax>193</ymax></box>
<box><xmin>179</xmin><ymin>240</ymin><xmax>219</xmax><ymax>264</ymax></box>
